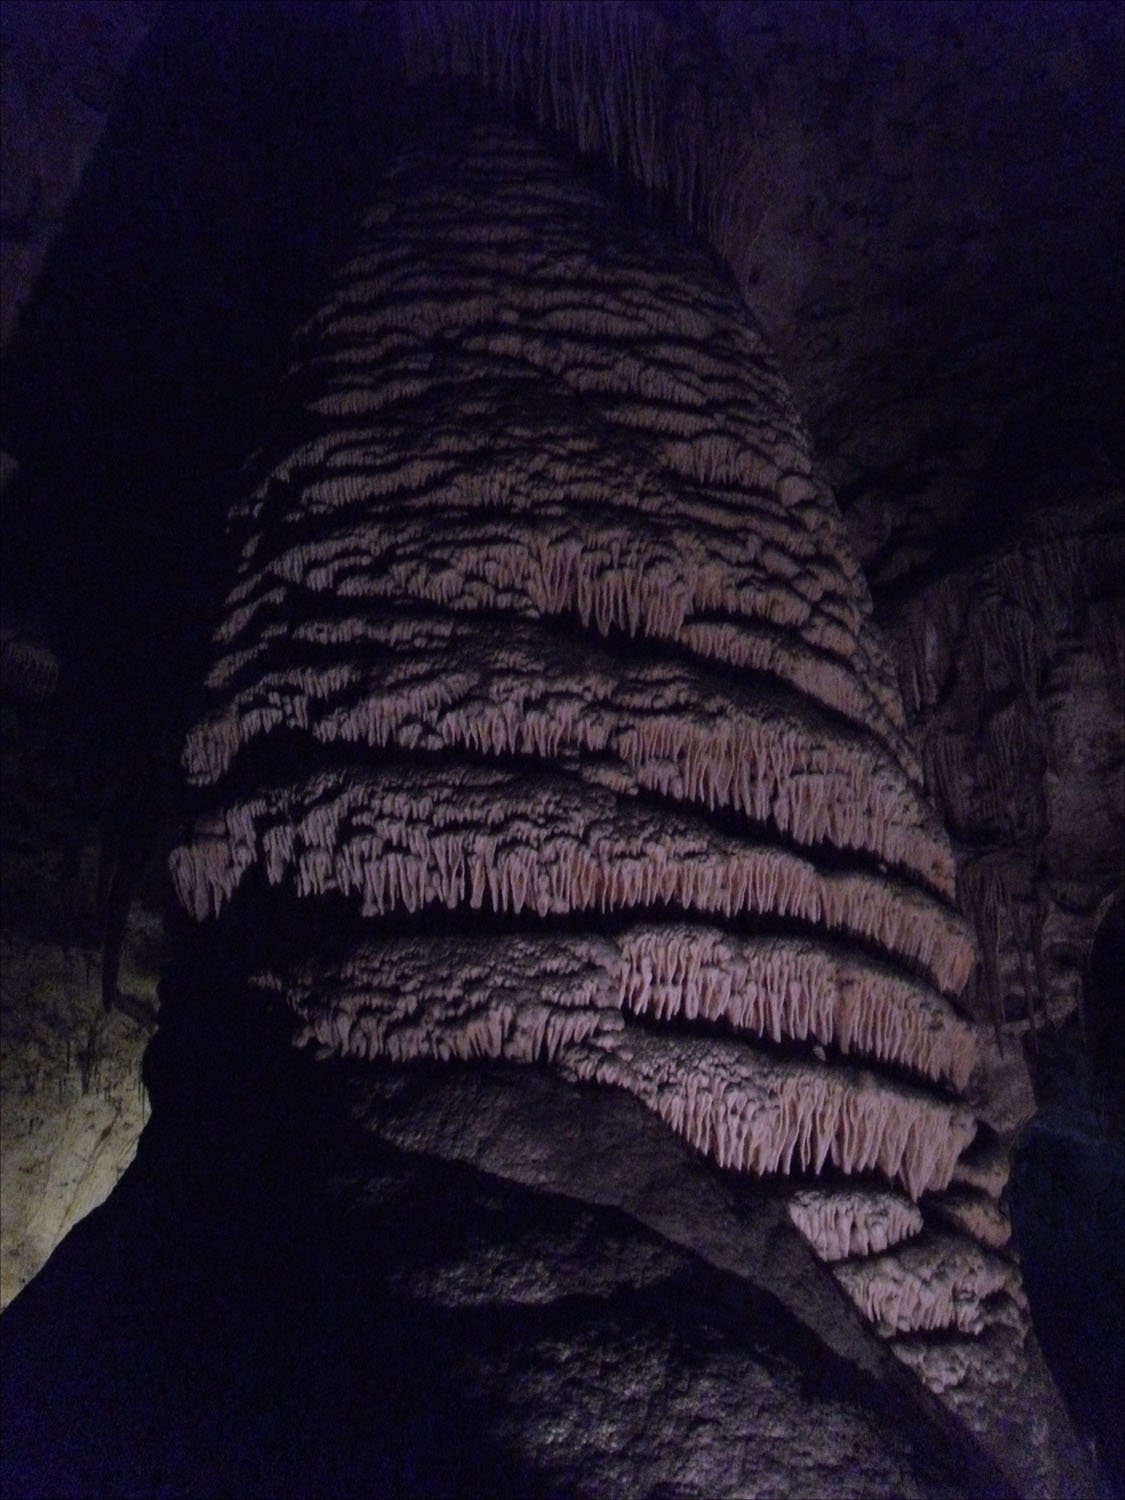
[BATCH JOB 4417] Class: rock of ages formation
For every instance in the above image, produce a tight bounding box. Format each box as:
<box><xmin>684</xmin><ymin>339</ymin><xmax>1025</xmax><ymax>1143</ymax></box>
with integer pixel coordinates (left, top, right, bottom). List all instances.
<box><xmin>163</xmin><ymin>80</ymin><xmax>1060</xmax><ymax>1483</ymax></box>
<box><xmin>3</xmin><ymin>5</ymin><xmax>1113</xmax><ymax>1497</ymax></box>
<box><xmin>172</xmin><ymin>110</ymin><xmax>974</xmax><ymax>1193</ymax></box>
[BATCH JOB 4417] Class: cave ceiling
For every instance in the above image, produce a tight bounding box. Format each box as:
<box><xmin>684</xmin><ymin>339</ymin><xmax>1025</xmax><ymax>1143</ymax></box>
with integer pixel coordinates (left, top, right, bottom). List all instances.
<box><xmin>2</xmin><ymin>0</ymin><xmax>1121</xmax><ymax>601</ymax></box>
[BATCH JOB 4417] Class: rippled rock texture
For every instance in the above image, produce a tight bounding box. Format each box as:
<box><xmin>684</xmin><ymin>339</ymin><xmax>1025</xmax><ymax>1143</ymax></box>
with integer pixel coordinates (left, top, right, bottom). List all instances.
<box><xmin>174</xmin><ymin>114</ymin><xmax>977</xmax><ymax>1202</ymax></box>
<box><xmin>1</xmin><ymin>4</ymin><xmax>1119</xmax><ymax>1497</ymax></box>
<box><xmin>155</xmin><ymin>108</ymin><xmax>1081</xmax><ymax>1493</ymax></box>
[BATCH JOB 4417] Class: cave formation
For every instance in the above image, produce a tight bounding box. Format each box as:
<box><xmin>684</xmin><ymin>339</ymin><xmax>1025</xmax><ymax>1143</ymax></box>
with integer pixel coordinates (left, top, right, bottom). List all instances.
<box><xmin>1</xmin><ymin>4</ymin><xmax>1122</xmax><ymax>1499</ymax></box>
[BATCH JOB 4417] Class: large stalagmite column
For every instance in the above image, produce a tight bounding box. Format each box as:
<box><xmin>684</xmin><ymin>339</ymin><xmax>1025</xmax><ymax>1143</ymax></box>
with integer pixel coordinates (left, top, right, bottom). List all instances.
<box><xmin>170</xmin><ymin>104</ymin><xmax>1023</xmax><ymax>1384</ymax></box>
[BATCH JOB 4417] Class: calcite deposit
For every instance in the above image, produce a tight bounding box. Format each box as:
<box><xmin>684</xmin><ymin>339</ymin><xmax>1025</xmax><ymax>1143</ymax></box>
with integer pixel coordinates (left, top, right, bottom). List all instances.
<box><xmin>168</xmin><ymin>111</ymin><xmax>1018</xmax><ymax>1405</ymax></box>
<box><xmin>3</xmin><ymin>3</ymin><xmax>1117</xmax><ymax>1496</ymax></box>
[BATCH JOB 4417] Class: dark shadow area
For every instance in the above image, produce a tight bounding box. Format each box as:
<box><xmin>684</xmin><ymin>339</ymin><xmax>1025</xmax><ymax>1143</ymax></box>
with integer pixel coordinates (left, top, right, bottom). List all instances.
<box><xmin>1012</xmin><ymin>902</ymin><xmax>1125</xmax><ymax>1497</ymax></box>
<box><xmin>1</xmin><ymin>1024</ymin><xmax>1015</xmax><ymax>1500</ymax></box>
<box><xmin>1</xmin><ymin>2</ymin><xmax>402</xmax><ymax>945</ymax></box>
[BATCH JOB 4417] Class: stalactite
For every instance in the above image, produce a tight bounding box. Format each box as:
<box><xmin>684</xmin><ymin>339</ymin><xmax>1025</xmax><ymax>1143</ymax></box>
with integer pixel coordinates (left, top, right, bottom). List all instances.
<box><xmin>563</xmin><ymin>1029</ymin><xmax>975</xmax><ymax>1200</ymax></box>
<box><xmin>833</xmin><ymin>1232</ymin><xmax>1025</xmax><ymax>1338</ymax></box>
<box><xmin>887</xmin><ymin>496</ymin><xmax>1124</xmax><ymax>1059</ymax></box>
<box><xmin>398</xmin><ymin>0</ymin><xmax>764</xmax><ymax>268</ymax></box>
<box><xmin>973</xmin><ymin>598</ymin><xmax>1042</xmax><ymax>706</ymax></box>
<box><xmin>184</xmin><ymin>611</ymin><xmax>952</xmax><ymax>895</ymax></box>
<box><xmin>786</xmin><ymin>1187</ymin><xmax>923</xmax><ymax>1262</ymax></box>
<box><xmin>269</xmin><ymin>926</ymin><xmax>974</xmax><ymax>1097</ymax></box>
<box><xmin>615</xmin><ymin>927</ymin><xmax>974</xmax><ymax>1089</ymax></box>
<box><xmin>921</xmin><ymin>721</ymin><xmax>967</xmax><ymax>831</ymax></box>
<box><xmin>172</xmin><ymin>762</ymin><xmax>974</xmax><ymax>996</ymax></box>
<box><xmin>981</xmin><ymin>700</ymin><xmax>1040</xmax><ymax>823</ymax></box>
<box><xmin>265</xmin><ymin>937</ymin><xmax>974</xmax><ymax>1200</ymax></box>
<box><xmin>956</xmin><ymin>854</ymin><xmax>1010</xmax><ymax>1032</ymax></box>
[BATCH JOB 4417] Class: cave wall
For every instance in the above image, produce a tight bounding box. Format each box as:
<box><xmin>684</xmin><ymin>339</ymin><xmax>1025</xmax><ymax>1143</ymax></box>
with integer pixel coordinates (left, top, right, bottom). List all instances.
<box><xmin>0</xmin><ymin>2</ymin><xmax>1121</xmax><ymax>1495</ymax></box>
<box><xmin>0</xmin><ymin>0</ymin><xmax>160</xmax><ymax>352</ymax></box>
<box><xmin>0</xmin><ymin>2</ymin><xmax>164</xmax><ymax>1309</ymax></box>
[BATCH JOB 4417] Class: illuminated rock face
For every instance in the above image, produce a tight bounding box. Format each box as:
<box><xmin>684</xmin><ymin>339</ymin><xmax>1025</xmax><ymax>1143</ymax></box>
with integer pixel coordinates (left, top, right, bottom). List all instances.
<box><xmin>172</xmin><ymin>117</ymin><xmax>1013</xmax><ymax>1367</ymax></box>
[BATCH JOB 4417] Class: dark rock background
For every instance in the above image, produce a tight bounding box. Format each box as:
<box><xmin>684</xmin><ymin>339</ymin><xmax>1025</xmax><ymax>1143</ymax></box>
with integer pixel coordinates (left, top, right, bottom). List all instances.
<box><xmin>1</xmin><ymin>2</ymin><xmax>1121</xmax><ymax>1495</ymax></box>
